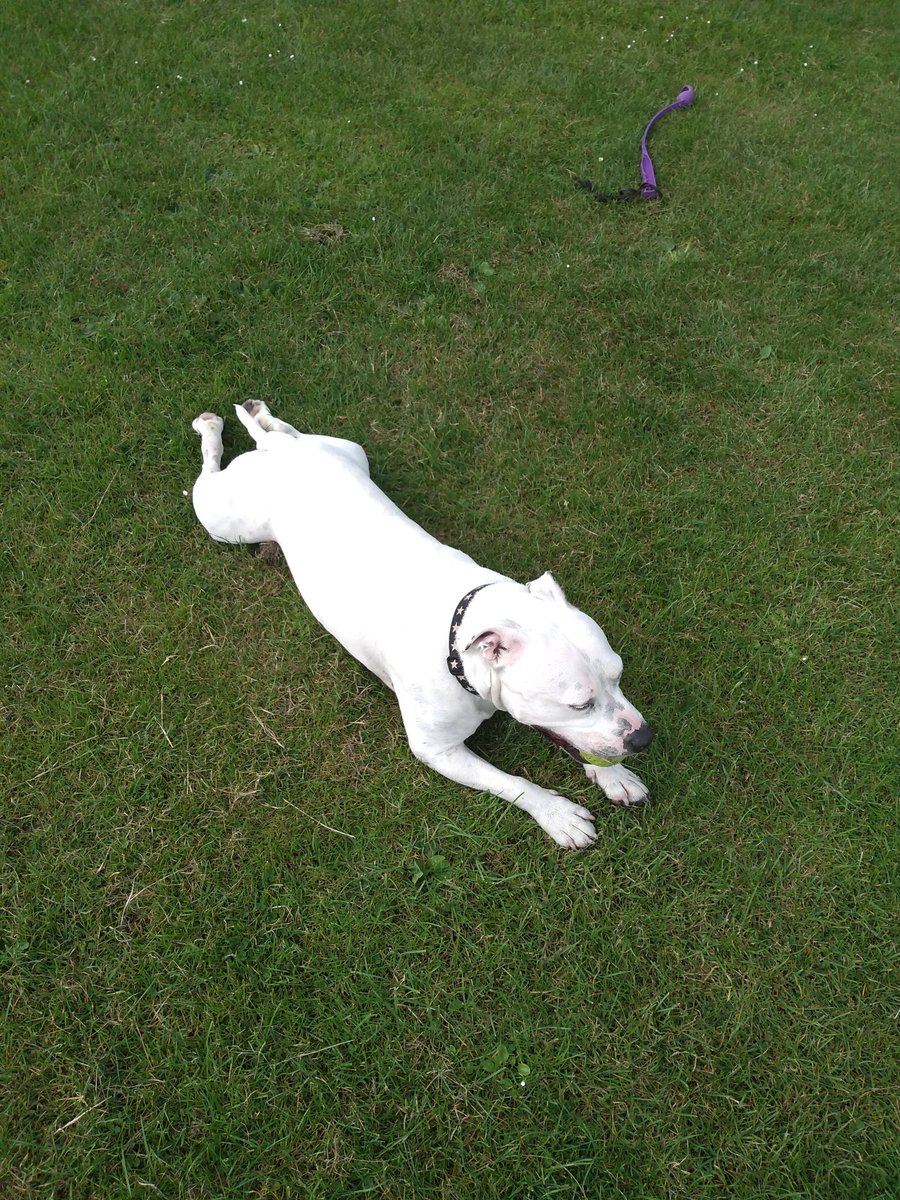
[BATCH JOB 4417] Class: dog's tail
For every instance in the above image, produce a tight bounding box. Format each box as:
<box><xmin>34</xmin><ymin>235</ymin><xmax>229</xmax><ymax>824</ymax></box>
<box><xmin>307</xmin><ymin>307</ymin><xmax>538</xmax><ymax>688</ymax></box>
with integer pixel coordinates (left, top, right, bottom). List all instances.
<box><xmin>233</xmin><ymin>402</ymin><xmax>269</xmax><ymax>445</ymax></box>
<box><xmin>234</xmin><ymin>399</ymin><xmax>304</xmax><ymax>445</ymax></box>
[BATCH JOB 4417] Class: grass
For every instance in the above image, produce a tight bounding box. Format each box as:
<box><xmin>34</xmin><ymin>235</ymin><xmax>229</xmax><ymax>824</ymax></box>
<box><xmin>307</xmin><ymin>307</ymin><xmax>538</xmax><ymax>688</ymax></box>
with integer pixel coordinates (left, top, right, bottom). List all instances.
<box><xmin>1</xmin><ymin>0</ymin><xmax>897</xmax><ymax>1196</ymax></box>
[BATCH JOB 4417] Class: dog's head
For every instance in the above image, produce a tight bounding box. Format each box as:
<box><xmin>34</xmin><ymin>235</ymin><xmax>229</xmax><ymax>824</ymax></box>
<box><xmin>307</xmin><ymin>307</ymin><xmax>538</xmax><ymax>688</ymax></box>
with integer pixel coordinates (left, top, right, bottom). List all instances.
<box><xmin>463</xmin><ymin>573</ymin><xmax>653</xmax><ymax>764</ymax></box>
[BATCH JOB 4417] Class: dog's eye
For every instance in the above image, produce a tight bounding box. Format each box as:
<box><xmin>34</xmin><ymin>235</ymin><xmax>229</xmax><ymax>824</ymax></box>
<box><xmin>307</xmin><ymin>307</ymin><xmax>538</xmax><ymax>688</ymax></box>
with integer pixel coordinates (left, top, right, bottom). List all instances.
<box><xmin>570</xmin><ymin>700</ymin><xmax>595</xmax><ymax>712</ymax></box>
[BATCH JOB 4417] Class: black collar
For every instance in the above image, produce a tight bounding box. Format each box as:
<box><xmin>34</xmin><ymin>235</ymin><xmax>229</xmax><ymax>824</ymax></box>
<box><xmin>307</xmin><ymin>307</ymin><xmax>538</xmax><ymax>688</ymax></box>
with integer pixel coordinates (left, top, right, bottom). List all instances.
<box><xmin>446</xmin><ymin>583</ymin><xmax>495</xmax><ymax>695</ymax></box>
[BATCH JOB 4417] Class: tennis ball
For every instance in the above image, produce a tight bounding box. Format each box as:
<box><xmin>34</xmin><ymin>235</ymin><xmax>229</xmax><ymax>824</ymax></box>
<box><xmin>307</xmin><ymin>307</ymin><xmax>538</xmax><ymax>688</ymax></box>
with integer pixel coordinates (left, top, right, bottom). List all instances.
<box><xmin>580</xmin><ymin>752</ymin><xmax>625</xmax><ymax>768</ymax></box>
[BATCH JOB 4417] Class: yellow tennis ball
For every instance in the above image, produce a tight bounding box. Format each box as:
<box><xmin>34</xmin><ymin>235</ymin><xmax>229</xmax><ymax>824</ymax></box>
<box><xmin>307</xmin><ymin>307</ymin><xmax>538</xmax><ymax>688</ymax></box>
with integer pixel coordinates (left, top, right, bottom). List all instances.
<box><xmin>580</xmin><ymin>752</ymin><xmax>625</xmax><ymax>768</ymax></box>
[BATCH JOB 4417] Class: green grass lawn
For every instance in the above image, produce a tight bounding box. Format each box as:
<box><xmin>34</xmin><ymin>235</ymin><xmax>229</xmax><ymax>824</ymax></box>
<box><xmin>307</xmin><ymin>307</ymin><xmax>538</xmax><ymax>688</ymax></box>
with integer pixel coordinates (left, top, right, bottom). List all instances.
<box><xmin>2</xmin><ymin>1</ymin><xmax>897</xmax><ymax>1196</ymax></box>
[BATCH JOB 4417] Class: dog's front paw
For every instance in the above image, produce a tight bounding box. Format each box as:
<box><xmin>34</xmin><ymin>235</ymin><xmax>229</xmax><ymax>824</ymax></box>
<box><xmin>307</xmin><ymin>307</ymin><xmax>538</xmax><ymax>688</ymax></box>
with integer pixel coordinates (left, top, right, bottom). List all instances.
<box><xmin>584</xmin><ymin>763</ymin><xmax>650</xmax><ymax>807</ymax></box>
<box><xmin>524</xmin><ymin>792</ymin><xmax>597</xmax><ymax>850</ymax></box>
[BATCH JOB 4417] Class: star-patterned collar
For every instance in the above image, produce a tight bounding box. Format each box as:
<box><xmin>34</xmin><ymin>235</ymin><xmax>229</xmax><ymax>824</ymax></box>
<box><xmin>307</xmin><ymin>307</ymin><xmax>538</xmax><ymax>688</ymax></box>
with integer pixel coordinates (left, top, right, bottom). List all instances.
<box><xmin>446</xmin><ymin>583</ymin><xmax>496</xmax><ymax>695</ymax></box>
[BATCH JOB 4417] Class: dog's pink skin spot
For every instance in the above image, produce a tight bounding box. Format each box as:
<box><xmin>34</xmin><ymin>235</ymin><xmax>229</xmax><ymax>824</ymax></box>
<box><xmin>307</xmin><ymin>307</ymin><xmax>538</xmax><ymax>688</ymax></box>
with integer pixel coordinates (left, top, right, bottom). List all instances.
<box><xmin>616</xmin><ymin>708</ymin><xmax>644</xmax><ymax>733</ymax></box>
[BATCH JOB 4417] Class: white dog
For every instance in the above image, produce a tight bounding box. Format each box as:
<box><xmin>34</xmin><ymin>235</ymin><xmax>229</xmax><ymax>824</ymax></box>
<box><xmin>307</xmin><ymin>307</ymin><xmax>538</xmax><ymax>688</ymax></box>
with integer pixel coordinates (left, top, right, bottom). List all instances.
<box><xmin>191</xmin><ymin>402</ymin><xmax>653</xmax><ymax>848</ymax></box>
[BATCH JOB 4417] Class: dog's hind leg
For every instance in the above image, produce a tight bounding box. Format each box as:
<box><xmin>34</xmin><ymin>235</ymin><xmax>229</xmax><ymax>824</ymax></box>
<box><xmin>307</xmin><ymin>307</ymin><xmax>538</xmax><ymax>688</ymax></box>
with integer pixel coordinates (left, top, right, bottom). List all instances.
<box><xmin>232</xmin><ymin>403</ymin><xmax>271</xmax><ymax>446</ymax></box>
<box><xmin>242</xmin><ymin>398</ymin><xmax>302</xmax><ymax>438</ymax></box>
<box><xmin>191</xmin><ymin>412</ymin><xmax>225</xmax><ymax>473</ymax></box>
<box><xmin>240</xmin><ymin>399</ymin><xmax>370</xmax><ymax>474</ymax></box>
<box><xmin>191</xmin><ymin>412</ymin><xmax>275</xmax><ymax>545</ymax></box>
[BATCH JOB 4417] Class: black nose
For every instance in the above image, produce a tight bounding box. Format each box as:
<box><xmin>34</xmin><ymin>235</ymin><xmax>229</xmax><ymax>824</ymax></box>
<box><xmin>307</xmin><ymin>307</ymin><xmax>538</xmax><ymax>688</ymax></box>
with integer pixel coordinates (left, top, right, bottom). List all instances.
<box><xmin>623</xmin><ymin>723</ymin><xmax>654</xmax><ymax>753</ymax></box>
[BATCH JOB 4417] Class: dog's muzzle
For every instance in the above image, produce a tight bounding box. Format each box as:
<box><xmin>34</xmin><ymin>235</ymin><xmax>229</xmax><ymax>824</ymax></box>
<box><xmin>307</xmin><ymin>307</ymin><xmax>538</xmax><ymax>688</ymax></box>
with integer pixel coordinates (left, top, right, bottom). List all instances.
<box><xmin>533</xmin><ymin>723</ymin><xmax>653</xmax><ymax>767</ymax></box>
<box><xmin>532</xmin><ymin>726</ymin><xmax>623</xmax><ymax>767</ymax></box>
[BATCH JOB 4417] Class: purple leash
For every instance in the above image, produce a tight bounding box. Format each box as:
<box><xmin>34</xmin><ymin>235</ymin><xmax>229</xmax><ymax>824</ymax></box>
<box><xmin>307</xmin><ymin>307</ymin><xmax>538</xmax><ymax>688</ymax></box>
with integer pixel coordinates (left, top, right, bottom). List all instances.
<box><xmin>573</xmin><ymin>85</ymin><xmax>695</xmax><ymax>203</ymax></box>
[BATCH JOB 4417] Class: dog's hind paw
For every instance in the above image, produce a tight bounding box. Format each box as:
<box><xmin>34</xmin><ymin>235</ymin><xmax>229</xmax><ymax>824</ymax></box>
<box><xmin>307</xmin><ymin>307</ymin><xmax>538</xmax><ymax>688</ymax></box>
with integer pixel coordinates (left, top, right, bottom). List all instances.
<box><xmin>192</xmin><ymin>412</ymin><xmax>223</xmax><ymax>434</ymax></box>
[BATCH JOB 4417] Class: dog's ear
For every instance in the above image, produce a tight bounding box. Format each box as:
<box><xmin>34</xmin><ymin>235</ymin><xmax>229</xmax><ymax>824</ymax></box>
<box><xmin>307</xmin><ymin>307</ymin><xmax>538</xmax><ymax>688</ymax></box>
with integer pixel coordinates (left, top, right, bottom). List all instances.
<box><xmin>526</xmin><ymin>571</ymin><xmax>567</xmax><ymax>604</ymax></box>
<box><xmin>465</xmin><ymin>626</ymin><xmax>524</xmax><ymax>666</ymax></box>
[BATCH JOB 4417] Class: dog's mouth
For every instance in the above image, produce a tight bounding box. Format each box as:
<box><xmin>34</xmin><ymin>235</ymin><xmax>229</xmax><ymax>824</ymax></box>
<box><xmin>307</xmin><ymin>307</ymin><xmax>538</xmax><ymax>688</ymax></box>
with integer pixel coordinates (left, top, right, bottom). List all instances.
<box><xmin>532</xmin><ymin>727</ymin><xmax>624</xmax><ymax>768</ymax></box>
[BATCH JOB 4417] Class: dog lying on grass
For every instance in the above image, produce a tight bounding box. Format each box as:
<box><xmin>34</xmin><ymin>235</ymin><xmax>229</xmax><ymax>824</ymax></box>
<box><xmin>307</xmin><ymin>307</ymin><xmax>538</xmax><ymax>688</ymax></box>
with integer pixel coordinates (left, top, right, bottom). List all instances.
<box><xmin>192</xmin><ymin>402</ymin><xmax>652</xmax><ymax>848</ymax></box>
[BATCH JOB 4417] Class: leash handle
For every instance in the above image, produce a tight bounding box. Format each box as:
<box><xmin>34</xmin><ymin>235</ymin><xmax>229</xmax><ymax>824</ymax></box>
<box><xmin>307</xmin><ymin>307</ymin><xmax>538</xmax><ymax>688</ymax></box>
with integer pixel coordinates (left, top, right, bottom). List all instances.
<box><xmin>639</xmin><ymin>85</ymin><xmax>695</xmax><ymax>199</ymax></box>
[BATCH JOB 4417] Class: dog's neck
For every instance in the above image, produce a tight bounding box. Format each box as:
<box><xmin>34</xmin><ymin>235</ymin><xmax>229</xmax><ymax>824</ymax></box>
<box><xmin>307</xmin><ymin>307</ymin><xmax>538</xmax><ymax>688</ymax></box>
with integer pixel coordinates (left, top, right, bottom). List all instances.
<box><xmin>446</xmin><ymin>583</ymin><xmax>495</xmax><ymax>695</ymax></box>
<box><xmin>446</xmin><ymin>579</ymin><xmax>526</xmax><ymax>702</ymax></box>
